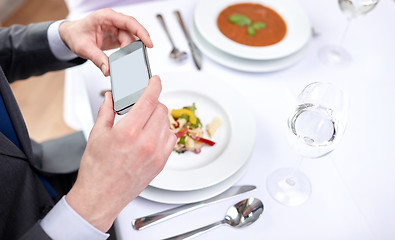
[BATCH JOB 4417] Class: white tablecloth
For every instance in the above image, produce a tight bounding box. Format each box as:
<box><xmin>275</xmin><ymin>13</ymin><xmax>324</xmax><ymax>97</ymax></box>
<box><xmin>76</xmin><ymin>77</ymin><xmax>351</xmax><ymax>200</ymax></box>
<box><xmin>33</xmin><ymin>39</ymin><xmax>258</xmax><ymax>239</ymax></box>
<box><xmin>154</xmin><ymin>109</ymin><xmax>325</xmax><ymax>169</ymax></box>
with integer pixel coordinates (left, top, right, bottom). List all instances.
<box><xmin>64</xmin><ymin>0</ymin><xmax>395</xmax><ymax>239</ymax></box>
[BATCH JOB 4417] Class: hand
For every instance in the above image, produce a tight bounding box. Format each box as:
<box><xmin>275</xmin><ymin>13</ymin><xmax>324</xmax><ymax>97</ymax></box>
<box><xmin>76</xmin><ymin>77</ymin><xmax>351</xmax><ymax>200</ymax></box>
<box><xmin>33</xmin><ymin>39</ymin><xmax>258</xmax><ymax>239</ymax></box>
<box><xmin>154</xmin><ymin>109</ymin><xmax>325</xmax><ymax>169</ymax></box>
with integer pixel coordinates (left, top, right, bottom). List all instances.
<box><xmin>58</xmin><ymin>8</ymin><xmax>153</xmax><ymax>76</ymax></box>
<box><xmin>66</xmin><ymin>76</ymin><xmax>176</xmax><ymax>232</ymax></box>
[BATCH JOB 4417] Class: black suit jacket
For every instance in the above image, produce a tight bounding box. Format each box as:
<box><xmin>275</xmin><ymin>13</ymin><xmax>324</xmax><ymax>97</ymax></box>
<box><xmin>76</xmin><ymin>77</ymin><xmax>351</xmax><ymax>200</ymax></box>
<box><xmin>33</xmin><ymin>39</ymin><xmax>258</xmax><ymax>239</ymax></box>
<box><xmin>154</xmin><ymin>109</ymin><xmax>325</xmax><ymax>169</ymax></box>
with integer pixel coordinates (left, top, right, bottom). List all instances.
<box><xmin>0</xmin><ymin>22</ymin><xmax>85</xmax><ymax>239</ymax></box>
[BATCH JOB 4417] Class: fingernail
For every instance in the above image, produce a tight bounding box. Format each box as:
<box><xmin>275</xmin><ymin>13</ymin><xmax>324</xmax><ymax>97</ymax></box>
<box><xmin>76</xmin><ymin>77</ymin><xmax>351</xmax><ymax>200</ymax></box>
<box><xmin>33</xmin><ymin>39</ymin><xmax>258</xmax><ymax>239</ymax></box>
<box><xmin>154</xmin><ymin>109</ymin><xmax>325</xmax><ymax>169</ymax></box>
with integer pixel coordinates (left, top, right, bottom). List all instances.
<box><xmin>104</xmin><ymin>91</ymin><xmax>112</xmax><ymax>101</ymax></box>
<box><xmin>101</xmin><ymin>64</ymin><xmax>107</xmax><ymax>75</ymax></box>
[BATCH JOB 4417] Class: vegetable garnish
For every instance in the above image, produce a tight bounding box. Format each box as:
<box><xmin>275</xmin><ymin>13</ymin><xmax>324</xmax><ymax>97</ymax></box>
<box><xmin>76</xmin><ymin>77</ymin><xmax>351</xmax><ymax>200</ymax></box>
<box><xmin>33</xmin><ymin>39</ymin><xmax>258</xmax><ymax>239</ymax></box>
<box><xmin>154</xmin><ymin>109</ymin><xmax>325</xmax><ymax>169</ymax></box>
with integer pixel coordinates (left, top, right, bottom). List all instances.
<box><xmin>171</xmin><ymin>108</ymin><xmax>197</xmax><ymax>125</ymax></box>
<box><xmin>168</xmin><ymin>103</ymin><xmax>221</xmax><ymax>154</ymax></box>
<box><xmin>228</xmin><ymin>14</ymin><xmax>266</xmax><ymax>36</ymax></box>
<box><xmin>175</xmin><ymin>127</ymin><xmax>188</xmax><ymax>138</ymax></box>
<box><xmin>189</xmin><ymin>135</ymin><xmax>216</xmax><ymax>146</ymax></box>
<box><xmin>228</xmin><ymin>14</ymin><xmax>251</xmax><ymax>26</ymax></box>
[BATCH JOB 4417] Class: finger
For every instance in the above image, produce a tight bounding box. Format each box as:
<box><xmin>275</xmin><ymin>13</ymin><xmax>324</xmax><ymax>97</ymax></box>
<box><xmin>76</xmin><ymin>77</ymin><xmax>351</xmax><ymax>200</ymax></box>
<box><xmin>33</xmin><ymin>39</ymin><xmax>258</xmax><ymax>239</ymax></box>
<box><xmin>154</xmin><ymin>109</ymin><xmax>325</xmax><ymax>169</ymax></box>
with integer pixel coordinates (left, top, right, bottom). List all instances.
<box><xmin>142</xmin><ymin>102</ymin><xmax>169</xmax><ymax>132</ymax></box>
<box><xmin>118</xmin><ymin>75</ymin><xmax>162</xmax><ymax>130</ymax></box>
<box><xmin>91</xmin><ymin>91</ymin><xmax>115</xmax><ymax>135</ymax></box>
<box><xmin>143</xmin><ymin>103</ymin><xmax>177</xmax><ymax>156</ymax></box>
<box><xmin>164</xmin><ymin>132</ymin><xmax>177</xmax><ymax>159</ymax></box>
<box><xmin>91</xmin><ymin>45</ymin><xmax>110</xmax><ymax>77</ymax></box>
<box><xmin>80</xmin><ymin>45</ymin><xmax>110</xmax><ymax>76</ymax></box>
<box><xmin>102</xmin><ymin>9</ymin><xmax>153</xmax><ymax>48</ymax></box>
<box><xmin>117</xmin><ymin>30</ymin><xmax>138</xmax><ymax>48</ymax></box>
<box><xmin>141</xmin><ymin>103</ymin><xmax>175</xmax><ymax>173</ymax></box>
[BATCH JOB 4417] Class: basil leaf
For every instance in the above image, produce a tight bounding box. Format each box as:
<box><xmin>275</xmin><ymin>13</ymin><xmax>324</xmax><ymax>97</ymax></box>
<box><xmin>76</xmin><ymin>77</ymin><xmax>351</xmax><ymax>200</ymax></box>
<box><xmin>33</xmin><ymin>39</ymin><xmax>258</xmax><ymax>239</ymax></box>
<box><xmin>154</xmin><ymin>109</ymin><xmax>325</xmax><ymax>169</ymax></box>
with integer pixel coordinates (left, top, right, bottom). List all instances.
<box><xmin>248</xmin><ymin>26</ymin><xmax>256</xmax><ymax>36</ymax></box>
<box><xmin>252</xmin><ymin>22</ymin><xmax>266</xmax><ymax>30</ymax></box>
<box><xmin>229</xmin><ymin>14</ymin><xmax>252</xmax><ymax>26</ymax></box>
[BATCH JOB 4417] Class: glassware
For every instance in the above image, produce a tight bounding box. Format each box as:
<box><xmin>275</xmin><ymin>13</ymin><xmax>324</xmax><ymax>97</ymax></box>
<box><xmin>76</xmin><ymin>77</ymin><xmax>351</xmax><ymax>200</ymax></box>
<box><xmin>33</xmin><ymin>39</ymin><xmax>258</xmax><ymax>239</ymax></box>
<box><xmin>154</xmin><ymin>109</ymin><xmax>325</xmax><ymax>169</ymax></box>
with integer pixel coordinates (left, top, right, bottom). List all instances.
<box><xmin>266</xmin><ymin>82</ymin><xmax>348</xmax><ymax>206</ymax></box>
<box><xmin>318</xmin><ymin>0</ymin><xmax>379</xmax><ymax>66</ymax></box>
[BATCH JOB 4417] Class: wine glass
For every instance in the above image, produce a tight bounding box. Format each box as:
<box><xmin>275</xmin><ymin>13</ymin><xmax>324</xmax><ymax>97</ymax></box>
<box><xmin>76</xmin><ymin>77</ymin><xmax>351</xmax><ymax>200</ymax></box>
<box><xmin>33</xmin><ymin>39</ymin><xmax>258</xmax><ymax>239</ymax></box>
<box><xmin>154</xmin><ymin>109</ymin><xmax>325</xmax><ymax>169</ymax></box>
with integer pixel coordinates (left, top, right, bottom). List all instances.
<box><xmin>318</xmin><ymin>0</ymin><xmax>379</xmax><ymax>66</ymax></box>
<box><xmin>266</xmin><ymin>82</ymin><xmax>348</xmax><ymax>206</ymax></box>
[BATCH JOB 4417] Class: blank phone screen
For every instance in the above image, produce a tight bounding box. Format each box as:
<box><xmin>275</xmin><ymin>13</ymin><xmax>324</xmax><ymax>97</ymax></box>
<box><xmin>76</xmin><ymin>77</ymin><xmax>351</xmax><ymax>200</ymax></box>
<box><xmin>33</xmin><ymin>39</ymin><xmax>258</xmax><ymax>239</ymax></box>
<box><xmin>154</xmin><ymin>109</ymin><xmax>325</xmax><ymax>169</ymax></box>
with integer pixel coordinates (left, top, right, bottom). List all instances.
<box><xmin>111</xmin><ymin>47</ymin><xmax>149</xmax><ymax>102</ymax></box>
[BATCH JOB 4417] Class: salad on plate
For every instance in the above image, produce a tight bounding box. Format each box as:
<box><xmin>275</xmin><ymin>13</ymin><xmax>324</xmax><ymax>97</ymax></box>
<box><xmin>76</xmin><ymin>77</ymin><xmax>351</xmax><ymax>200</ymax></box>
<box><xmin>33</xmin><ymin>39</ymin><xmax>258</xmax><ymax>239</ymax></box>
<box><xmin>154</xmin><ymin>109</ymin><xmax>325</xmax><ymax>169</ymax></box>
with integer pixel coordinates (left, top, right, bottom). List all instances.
<box><xmin>168</xmin><ymin>103</ymin><xmax>221</xmax><ymax>154</ymax></box>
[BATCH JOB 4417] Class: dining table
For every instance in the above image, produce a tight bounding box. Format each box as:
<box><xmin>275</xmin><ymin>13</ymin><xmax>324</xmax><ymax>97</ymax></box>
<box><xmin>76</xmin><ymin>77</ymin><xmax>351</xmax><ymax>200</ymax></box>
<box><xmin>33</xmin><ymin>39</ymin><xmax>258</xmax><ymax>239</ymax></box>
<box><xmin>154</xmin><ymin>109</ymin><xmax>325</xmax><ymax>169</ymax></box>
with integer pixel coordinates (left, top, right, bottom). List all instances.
<box><xmin>63</xmin><ymin>0</ymin><xmax>395</xmax><ymax>239</ymax></box>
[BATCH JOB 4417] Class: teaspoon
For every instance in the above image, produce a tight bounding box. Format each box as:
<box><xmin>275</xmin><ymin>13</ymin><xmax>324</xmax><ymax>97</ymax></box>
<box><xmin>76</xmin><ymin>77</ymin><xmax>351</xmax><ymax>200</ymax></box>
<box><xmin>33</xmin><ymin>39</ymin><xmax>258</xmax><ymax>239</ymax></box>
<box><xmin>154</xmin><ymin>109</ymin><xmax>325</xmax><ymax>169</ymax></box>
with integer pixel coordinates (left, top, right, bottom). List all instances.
<box><xmin>162</xmin><ymin>198</ymin><xmax>264</xmax><ymax>240</ymax></box>
<box><xmin>157</xmin><ymin>14</ymin><xmax>188</xmax><ymax>62</ymax></box>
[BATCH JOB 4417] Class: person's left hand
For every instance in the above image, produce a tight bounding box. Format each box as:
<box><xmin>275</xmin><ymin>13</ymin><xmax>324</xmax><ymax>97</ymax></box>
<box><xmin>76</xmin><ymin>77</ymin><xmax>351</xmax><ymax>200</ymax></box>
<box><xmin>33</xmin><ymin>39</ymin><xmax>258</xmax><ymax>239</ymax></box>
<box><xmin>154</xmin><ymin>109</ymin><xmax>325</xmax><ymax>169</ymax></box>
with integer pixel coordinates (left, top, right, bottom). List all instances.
<box><xmin>58</xmin><ymin>8</ymin><xmax>153</xmax><ymax>76</ymax></box>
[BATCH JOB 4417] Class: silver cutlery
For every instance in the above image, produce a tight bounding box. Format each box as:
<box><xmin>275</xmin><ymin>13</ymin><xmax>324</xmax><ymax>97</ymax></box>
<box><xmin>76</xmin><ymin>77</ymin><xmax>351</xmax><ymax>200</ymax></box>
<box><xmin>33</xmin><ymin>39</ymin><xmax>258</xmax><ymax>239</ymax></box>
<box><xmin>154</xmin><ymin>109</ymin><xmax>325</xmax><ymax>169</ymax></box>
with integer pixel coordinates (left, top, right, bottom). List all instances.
<box><xmin>132</xmin><ymin>185</ymin><xmax>256</xmax><ymax>230</ymax></box>
<box><xmin>174</xmin><ymin>10</ymin><xmax>202</xmax><ymax>70</ymax></box>
<box><xmin>157</xmin><ymin>14</ymin><xmax>188</xmax><ymax>62</ymax></box>
<box><xmin>162</xmin><ymin>197</ymin><xmax>264</xmax><ymax>240</ymax></box>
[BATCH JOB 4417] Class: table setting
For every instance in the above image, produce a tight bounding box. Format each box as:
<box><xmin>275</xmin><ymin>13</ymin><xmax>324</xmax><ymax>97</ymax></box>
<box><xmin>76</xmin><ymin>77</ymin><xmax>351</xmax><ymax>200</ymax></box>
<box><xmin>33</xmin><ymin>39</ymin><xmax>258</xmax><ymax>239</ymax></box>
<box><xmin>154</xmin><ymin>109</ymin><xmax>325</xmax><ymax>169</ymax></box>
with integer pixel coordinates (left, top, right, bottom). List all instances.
<box><xmin>63</xmin><ymin>0</ymin><xmax>395</xmax><ymax>239</ymax></box>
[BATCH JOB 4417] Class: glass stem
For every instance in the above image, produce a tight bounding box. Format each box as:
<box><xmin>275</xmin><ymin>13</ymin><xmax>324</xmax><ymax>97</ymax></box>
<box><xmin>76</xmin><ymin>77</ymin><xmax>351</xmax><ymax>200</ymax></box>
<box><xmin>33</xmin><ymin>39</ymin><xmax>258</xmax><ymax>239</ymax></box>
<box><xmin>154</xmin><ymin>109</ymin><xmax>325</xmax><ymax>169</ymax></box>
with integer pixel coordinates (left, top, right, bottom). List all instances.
<box><xmin>339</xmin><ymin>19</ymin><xmax>351</xmax><ymax>47</ymax></box>
<box><xmin>285</xmin><ymin>156</ymin><xmax>305</xmax><ymax>186</ymax></box>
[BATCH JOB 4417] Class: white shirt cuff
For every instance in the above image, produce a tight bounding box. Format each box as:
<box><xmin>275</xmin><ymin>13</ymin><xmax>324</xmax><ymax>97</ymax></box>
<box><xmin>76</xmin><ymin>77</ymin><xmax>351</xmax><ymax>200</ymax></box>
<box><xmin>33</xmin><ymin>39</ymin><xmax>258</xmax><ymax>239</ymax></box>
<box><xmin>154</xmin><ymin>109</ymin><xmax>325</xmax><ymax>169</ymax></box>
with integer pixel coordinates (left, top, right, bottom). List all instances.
<box><xmin>40</xmin><ymin>196</ymin><xmax>110</xmax><ymax>240</ymax></box>
<box><xmin>47</xmin><ymin>20</ymin><xmax>78</xmax><ymax>61</ymax></box>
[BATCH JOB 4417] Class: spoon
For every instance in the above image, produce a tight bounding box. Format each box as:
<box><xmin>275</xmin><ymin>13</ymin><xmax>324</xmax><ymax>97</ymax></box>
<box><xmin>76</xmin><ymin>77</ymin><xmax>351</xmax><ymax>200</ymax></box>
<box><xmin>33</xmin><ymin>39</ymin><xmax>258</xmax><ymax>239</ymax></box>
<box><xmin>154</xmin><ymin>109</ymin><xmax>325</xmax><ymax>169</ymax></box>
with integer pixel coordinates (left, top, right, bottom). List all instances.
<box><xmin>162</xmin><ymin>198</ymin><xmax>264</xmax><ymax>240</ymax></box>
<box><xmin>156</xmin><ymin>14</ymin><xmax>188</xmax><ymax>62</ymax></box>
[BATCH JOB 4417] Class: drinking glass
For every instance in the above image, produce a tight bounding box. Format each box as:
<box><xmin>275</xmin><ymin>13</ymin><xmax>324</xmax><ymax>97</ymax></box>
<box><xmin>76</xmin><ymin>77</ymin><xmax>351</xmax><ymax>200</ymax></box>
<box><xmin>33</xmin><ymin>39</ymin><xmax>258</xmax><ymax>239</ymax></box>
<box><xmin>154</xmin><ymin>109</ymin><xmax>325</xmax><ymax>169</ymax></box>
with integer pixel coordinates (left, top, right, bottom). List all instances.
<box><xmin>318</xmin><ymin>0</ymin><xmax>379</xmax><ymax>66</ymax></box>
<box><xmin>266</xmin><ymin>82</ymin><xmax>348</xmax><ymax>206</ymax></box>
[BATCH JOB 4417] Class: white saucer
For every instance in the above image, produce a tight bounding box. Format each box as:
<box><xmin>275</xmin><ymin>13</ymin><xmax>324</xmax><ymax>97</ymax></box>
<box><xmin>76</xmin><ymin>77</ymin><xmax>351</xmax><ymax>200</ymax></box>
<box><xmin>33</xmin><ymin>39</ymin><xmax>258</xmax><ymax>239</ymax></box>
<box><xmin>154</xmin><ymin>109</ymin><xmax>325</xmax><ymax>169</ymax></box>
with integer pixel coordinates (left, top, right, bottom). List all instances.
<box><xmin>149</xmin><ymin>71</ymin><xmax>256</xmax><ymax>191</ymax></box>
<box><xmin>140</xmin><ymin>152</ymin><xmax>252</xmax><ymax>204</ymax></box>
<box><xmin>190</xmin><ymin>19</ymin><xmax>310</xmax><ymax>73</ymax></box>
<box><xmin>194</xmin><ymin>0</ymin><xmax>311</xmax><ymax>60</ymax></box>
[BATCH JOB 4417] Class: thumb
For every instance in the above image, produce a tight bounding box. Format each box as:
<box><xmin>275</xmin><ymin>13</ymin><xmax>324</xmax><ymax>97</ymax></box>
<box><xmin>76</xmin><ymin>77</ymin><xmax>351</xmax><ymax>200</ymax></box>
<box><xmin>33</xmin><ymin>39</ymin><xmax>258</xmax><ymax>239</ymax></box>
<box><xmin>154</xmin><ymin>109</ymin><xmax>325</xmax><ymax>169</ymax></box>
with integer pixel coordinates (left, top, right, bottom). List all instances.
<box><xmin>91</xmin><ymin>91</ymin><xmax>115</xmax><ymax>135</ymax></box>
<box><xmin>84</xmin><ymin>46</ymin><xmax>110</xmax><ymax>76</ymax></box>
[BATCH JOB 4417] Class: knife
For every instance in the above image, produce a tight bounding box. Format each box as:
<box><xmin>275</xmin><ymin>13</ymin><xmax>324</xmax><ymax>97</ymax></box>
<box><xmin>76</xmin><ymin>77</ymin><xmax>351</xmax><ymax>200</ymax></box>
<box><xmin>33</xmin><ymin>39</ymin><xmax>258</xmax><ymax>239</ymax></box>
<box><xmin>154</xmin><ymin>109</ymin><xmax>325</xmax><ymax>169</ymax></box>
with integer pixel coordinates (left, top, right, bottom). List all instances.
<box><xmin>174</xmin><ymin>10</ymin><xmax>202</xmax><ymax>70</ymax></box>
<box><xmin>132</xmin><ymin>185</ymin><xmax>256</xmax><ymax>230</ymax></box>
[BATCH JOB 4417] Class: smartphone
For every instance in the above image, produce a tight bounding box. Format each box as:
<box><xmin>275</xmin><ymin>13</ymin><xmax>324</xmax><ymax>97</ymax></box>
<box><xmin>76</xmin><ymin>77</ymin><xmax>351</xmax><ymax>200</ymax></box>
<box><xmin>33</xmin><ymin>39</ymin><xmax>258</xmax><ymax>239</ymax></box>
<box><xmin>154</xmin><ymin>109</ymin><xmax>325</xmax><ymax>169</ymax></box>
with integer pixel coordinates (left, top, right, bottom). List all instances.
<box><xmin>109</xmin><ymin>40</ymin><xmax>152</xmax><ymax>115</ymax></box>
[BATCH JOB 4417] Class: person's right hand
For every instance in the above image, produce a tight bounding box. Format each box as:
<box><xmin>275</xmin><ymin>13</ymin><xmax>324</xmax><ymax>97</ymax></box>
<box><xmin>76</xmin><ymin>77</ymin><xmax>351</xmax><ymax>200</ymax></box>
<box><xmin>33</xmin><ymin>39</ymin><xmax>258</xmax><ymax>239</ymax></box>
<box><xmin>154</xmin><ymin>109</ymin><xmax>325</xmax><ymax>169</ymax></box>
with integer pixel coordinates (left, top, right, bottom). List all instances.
<box><xmin>65</xmin><ymin>76</ymin><xmax>176</xmax><ymax>232</ymax></box>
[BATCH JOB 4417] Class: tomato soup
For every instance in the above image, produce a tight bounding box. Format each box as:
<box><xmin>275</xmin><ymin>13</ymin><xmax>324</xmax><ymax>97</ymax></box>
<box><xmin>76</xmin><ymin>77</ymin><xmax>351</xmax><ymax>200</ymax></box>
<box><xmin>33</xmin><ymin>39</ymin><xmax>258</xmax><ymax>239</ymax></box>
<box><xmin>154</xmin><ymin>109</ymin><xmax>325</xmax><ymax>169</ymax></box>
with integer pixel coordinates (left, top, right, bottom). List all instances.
<box><xmin>217</xmin><ymin>3</ymin><xmax>287</xmax><ymax>47</ymax></box>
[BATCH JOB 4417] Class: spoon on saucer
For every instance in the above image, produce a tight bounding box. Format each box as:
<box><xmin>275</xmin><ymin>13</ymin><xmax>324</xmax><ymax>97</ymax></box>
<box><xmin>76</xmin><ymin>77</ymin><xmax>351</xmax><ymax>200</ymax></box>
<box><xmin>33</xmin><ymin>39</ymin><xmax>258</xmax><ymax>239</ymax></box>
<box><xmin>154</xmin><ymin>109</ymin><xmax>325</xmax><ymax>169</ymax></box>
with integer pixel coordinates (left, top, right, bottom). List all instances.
<box><xmin>162</xmin><ymin>198</ymin><xmax>264</xmax><ymax>240</ymax></box>
<box><xmin>157</xmin><ymin>14</ymin><xmax>188</xmax><ymax>62</ymax></box>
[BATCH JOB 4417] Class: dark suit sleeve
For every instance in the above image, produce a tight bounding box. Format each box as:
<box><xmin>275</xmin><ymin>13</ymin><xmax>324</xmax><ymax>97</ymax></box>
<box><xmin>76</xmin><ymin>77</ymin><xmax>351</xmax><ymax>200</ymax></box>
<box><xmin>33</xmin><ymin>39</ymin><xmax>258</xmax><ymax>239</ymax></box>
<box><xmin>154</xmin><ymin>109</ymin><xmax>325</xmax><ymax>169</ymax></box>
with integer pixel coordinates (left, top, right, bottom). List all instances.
<box><xmin>19</xmin><ymin>222</ymin><xmax>52</xmax><ymax>240</ymax></box>
<box><xmin>0</xmin><ymin>21</ymin><xmax>86</xmax><ymax>83</ymax></box>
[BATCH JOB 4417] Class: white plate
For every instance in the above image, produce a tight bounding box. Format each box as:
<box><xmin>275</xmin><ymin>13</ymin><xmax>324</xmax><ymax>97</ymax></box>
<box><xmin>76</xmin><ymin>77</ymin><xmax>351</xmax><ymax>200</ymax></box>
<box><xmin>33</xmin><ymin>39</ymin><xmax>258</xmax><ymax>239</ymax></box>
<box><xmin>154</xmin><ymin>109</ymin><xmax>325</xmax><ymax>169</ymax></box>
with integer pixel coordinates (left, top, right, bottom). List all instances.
<box><xmin>190</xmin><ymin>18</ymin><xmax>309</xmax><ymax>73</ymax></box>
<box><xmin>148</xmin><ymin>71</ymin><xmax>256</xmax><ymax>191</ymax></box>
<box><xmin>140</xmin><ymin>154</ymin><xmax>251</xmax><ymax>204</ymax></box>
<box><xmin>194</xmin><ymin>0</ymin><xmax>311</xmax><ymax>60</ymax></box>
